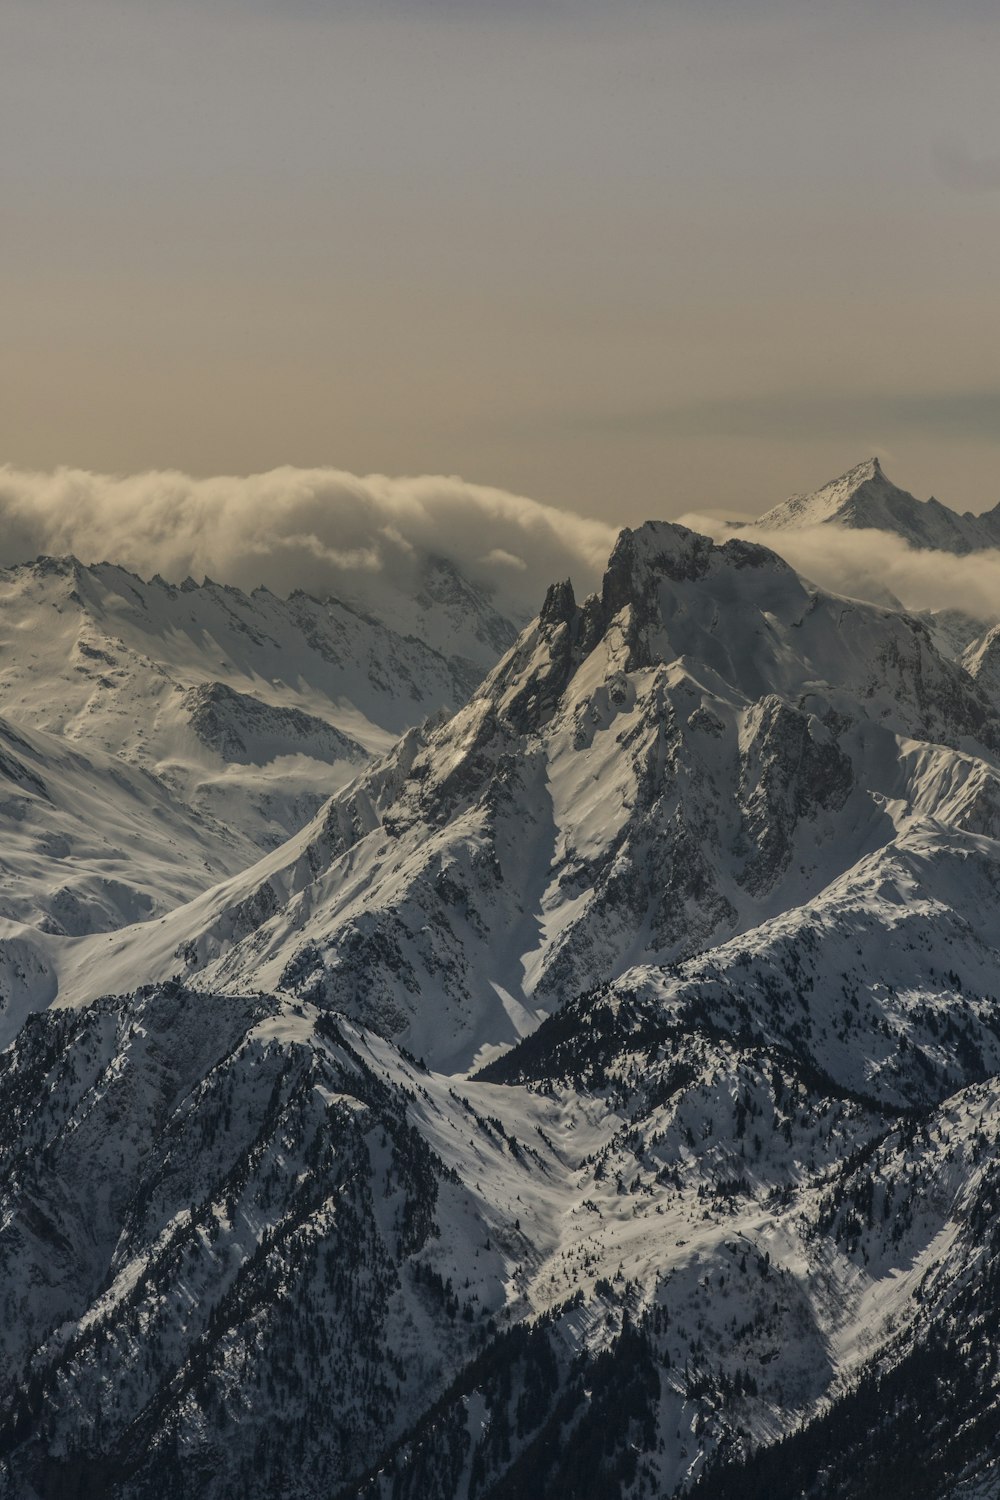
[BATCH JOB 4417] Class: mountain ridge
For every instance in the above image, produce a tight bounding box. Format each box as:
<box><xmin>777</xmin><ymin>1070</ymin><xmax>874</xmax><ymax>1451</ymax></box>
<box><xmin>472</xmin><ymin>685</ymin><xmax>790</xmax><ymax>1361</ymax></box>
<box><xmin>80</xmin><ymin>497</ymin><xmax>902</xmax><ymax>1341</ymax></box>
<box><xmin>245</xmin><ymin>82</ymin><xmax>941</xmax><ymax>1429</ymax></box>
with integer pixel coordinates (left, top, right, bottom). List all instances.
<box><xmin>753</xmin><ymin>457</ymin><xmax>1000</xmax><ymax>553</ymax></box>
<box><xmin>6</xmin><ymin>505</ymin><xmax>1000</xmax><ymax>1497</ymax></box>
<box><xmin>0</xmin><ymin>548</ymin><xmax>517</xmax><ymax>935</ymax></box>
<box><xmin>33</xmin><ymin>518</ymin><xmax>1000</xmax><ymax>1075</ymax></box>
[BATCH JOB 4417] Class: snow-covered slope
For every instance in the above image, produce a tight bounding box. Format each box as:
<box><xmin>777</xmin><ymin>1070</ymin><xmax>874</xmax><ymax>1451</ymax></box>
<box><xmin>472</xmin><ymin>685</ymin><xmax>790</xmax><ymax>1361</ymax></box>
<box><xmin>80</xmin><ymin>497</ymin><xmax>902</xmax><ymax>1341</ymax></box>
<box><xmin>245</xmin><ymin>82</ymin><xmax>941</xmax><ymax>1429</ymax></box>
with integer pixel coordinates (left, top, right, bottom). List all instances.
<box><xmin>55</xmin><ymin>520</ymin><xmax>998</xmax><ymax>1074</ymax></box>
<box><xmin>7</xmin><ymin>518</ymin><xmax>1000</xmax><ymax>1498</ymax></box>
<box><xmin>341</xmin><ymin>551</ymin><xmax>523</xmax><ymax>673</ymax></box>
<box><xmin>0</xmin><ymin>555</ymin><xmax>516</xmax><ymax>955</ymax></box>
<box><xmin>0</xmin><ymin>711</ymin><xmax>264</xmax><ymax>929</ymax></box>
<box><xmin>962</xmin><ymin>622</ymin><xmax>1000</xmax><ymax>707</ymax></box>
<box><xmin>0</xmin><ymin>554</ymin><xmax>513</xmax><ymax>821</ymax></box>
<box><xmin>4</xmin><ymin>969</ymin><xmax>1000</xmax><ymax>1498</ymax></box>
<box><xmin>753</xmin><ymin>456</ymin><xmax>1000</xmax><ymax>553</ymax></box>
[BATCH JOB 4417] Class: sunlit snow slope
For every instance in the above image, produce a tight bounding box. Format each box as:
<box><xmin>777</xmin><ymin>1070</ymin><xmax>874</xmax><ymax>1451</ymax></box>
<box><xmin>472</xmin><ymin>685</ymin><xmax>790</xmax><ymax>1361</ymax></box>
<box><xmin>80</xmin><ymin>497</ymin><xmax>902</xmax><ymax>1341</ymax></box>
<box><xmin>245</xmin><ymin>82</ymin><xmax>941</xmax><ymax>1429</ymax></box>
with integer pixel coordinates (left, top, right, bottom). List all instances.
<box><xmin>54</xmin><ymin>519</ymin><xmax>1000</xmax><ymax>1076</ymax></box>
<box><xmin>753</xmin><ymin>456</ymin><xmax>1000</xmax><ymax>554</ymax></box>
<box><xmin>5</xmin><ymin>517</ymin><xmax>1000</xmax><ymax>1500</ymax></box>
<box><xmin>0</xmin><ymin>552</ymin><xmax>515</xmax><ymax>948</ymax></box>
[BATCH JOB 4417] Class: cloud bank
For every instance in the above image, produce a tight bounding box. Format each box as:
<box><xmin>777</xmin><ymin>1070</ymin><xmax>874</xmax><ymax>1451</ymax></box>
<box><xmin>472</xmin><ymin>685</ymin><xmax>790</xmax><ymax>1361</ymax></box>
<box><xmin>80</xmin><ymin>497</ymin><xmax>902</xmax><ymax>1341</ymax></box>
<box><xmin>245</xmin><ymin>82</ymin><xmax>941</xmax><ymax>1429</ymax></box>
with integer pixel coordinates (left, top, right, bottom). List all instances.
<box><xmin>0</xmin><ymin>465</ymin><xmax>617</xmax><ymax>620</ymax></box>
<box><xmin>5</xmin><ymin>463</ymin><xmax>997</xmax><ymax>634</ymax></box>
<box><xmin>678</xmin><ymin>511</ymin><xmax>1000</xmax><ymax>625</ymax></box>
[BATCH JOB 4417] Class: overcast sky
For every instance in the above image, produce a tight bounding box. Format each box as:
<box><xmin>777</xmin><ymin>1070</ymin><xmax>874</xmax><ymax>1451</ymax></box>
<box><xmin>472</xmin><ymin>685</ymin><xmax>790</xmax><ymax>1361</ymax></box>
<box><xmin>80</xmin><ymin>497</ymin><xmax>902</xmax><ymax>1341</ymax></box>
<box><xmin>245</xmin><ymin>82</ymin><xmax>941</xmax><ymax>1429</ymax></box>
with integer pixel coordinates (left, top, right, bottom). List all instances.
<box><xmin>3</xmin><ymin>0</ymin><xmax>999</xmax><ymax>522</ymax></box>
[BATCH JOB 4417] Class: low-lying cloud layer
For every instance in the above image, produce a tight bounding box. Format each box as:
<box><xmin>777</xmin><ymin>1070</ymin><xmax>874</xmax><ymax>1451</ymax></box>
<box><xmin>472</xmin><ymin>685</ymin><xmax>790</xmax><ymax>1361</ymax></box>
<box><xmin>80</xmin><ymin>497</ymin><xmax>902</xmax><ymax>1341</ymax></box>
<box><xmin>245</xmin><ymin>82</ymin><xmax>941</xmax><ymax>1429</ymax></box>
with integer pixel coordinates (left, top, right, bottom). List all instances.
<box><xmin>5</xmin><ymin>464</ymin><xmax>997</xmax><ymax>633</ymax></box>
<box><xmin>0</xmin><ymin>466</ymin><xmax>617</xmax><ymax>620</ymax></box>
<box><xmin>679</xmin><ymin>512</ymin><xmax>1000</xmax><ymax>624</ymax></box>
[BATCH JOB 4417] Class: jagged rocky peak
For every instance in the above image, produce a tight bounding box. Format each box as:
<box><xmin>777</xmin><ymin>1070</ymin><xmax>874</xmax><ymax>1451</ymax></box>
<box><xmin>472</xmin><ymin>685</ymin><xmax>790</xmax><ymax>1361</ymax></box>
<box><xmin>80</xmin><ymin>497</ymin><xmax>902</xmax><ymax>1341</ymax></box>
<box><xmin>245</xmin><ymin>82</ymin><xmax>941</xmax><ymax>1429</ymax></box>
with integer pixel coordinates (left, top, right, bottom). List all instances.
<box><xmin>541</xmin><ymin>521</ymin><xmax>790</xmax><ymax>632</ymax></box>
<box><xmin>604</xmin><ymin>519</ymin><xmax>791</xmax><ymax>597</ymax></box>
<box><xmin>538</xmin><ymin>576</ymin><xmax>576</xmax><ymax>627</ymax></box>
<box><xmin>22</xmin><ymin>553</ymin><xmax>84</xmax><ymax>580</ymax></box>
<box><xmin>596</xmin><ymin>523</ymin><xmax>700</xmax><ymax>652</ymax></box>
<box><xmin>467</xmin><ymin>512</ymin><xmax>993</xmax><ymax>749</ymax></box>
<box><xmin>477</xmin><ymin>522</ymin><xmax>722</xmax><ymax>724</ymax></box>
<box><xmin>604</xmin><ymin>519</ymin><xmax>715</xmax><ymax>594</ymax></box>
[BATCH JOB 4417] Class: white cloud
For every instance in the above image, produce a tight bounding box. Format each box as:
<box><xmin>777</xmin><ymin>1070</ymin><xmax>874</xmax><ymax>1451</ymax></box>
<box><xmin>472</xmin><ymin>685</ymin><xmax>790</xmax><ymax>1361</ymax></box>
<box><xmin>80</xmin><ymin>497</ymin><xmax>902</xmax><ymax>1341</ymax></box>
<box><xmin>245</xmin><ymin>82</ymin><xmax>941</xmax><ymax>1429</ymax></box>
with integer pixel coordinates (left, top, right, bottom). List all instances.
<box><xmin>10</xmin><ymin>464</ymin><xmax>994</xmax><ymax>636</ymax></box>
<box><xmin>677</xmin><ymin>511</ymin><xmax>1000</xmax><ymax>624</ymax></box>
<box><xmin>0</xmin><ymin>464</ymin><xmax>617</xmax><ymax>620</ymax></box>
<box><xmin>480</xmin><ymin>548</ymin><xmax>528</xmax><ymax>571</ymax></box>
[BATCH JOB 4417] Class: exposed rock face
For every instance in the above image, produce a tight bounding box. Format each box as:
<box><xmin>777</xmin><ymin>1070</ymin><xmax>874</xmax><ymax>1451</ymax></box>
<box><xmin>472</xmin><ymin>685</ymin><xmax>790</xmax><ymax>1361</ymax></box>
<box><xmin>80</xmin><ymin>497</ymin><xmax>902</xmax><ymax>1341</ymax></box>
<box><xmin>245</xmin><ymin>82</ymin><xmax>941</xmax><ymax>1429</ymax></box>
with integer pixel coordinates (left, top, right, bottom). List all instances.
<box><xmin>8</xmin><ymin>517</ymin><xmax>1000</xmax><ymax>1498</ymax></box>
<box><xmin>736</xmin><ymin>695</ymin><xmax>854</xmax><ymax>897</ymax></box>
<box><xmin>58</xmin><ymin>519</ymin><xmax>1000</xmax><ymax>1078</ymax></box>
<box><xmin>183</xmin><ymin>681</ymin><xmax>367</xmax><ymax>766</ymax></box>
<box><xmin>963</xmin><ymin>622</ymin><xmax>1000</xmax><ymax>707</ymax></box>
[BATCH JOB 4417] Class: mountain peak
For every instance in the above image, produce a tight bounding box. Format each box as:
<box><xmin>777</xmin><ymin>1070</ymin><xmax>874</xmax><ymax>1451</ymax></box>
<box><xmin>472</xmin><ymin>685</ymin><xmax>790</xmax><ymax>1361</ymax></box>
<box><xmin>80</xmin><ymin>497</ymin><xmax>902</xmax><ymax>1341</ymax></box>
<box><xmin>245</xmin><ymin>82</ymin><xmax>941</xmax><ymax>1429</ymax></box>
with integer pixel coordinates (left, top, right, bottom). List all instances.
<box><xmin>539</xmin><ymin>577</ymin><xmax>577</xmax><ymax>627</ymax></box>
<box><xmin>752</xmin><ymin>458</ymin><xmax>1000</xmax><ymax>554</ymax></box>
<box><xmin>603</xmin><ymin>521</ymin><xmax>713</xmax><ymax>604</ymax></box>
<box><xmin>824</xmin><ymin>454</ymin><xmax>883</xmax><ymax>488</ymax></box>
<box><xmin>753</xmin><ymin>456</ymin><xmax>900</xmax><ymax>531</ymax></box>
<box><xmin>26</xmin><ymin>553</ymin><xmax>83</xmax><ymax>578</ymax></box>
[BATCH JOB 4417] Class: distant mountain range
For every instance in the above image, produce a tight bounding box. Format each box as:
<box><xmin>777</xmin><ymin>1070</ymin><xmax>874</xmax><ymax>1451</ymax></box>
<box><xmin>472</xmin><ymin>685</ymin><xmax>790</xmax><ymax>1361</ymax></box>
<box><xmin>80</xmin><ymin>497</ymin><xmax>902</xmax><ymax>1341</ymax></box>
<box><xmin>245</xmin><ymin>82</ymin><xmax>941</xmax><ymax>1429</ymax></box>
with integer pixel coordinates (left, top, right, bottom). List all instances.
<box><xmin>4</xmin><ymin>468</ymin><xmax>1000</xmax><ymax>1499</ymax></box>
<box><xmin>0</xmin><ymin>552</ymin><xmax>518</xmax><ymax>943</ymax></box>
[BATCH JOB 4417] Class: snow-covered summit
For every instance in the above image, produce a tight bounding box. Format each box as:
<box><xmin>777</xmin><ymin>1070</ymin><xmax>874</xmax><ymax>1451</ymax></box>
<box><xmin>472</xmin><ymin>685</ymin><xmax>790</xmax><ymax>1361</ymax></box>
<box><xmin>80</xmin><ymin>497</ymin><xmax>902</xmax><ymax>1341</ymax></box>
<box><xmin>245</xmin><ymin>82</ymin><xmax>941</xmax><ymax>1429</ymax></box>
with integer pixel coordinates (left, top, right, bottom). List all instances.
<box><xmin>52</xmin><ymin>519</ymin><xmax>1000</xmax><ymax>1076</ymax></box>
<box><xmin>754</xmin><ymin>456</ymin><xmax>1000</xmax><ymax>553</ymax></box>
<box><xmin>9</xmin><ymin>512</ymin><xmax>1000</xmax><ymax>1496</ymax></box>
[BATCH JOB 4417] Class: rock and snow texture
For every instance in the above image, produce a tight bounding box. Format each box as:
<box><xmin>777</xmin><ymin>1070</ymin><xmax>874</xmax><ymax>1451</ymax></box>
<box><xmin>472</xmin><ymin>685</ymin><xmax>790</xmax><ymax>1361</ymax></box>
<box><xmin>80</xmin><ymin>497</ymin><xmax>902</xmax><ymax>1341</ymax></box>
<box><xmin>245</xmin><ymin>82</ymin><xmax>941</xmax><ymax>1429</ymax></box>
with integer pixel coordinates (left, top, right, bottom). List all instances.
<box><xmin>962</xmin><ymin>623</ymin><xmax>1000</xmax><ymax>706</ymax></box>
<box><xmin>753</xmin><ymin>456</ymin><xmax>1000</xmax><ymax>554</ymax></box>
<box><xmin>0</xmin><ymin>552</ymin><xmax>515</xmax><ymax>951</ymax></box>
<box><xmin>339</xmin><ymin>551</ymin><xmax>523</xmax><ymax>675</ymax></box>
<box><xmin>6</xmin><ymin>514</ymin><xmax>1000</xmax><ymax>1497</ymax></box>
<box><xmin>5</xmin><ymin>975</ymin><xmax>1000</xmax><ymax>1498</ymax></box>
<box><xmin>64</xmin><ymin>519</ymin><xmax>1000</xmax><ymax>1075</ymax></box>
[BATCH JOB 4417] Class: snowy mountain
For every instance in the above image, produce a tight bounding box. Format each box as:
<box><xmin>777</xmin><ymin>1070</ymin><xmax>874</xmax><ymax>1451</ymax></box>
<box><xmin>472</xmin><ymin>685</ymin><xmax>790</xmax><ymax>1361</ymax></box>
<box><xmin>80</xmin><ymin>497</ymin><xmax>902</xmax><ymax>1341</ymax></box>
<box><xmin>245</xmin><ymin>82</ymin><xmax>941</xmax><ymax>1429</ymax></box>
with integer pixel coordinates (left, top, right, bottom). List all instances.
<box><xmin>53</xmin><ymin>520</ymin><xmax>1000</xmax><ymax>1069</ymax></box>
<box><xmin>0</xmin><ymin>711</ymin><xmax>265</xmax><ymax>936</ymax></box>
<box><xmin>340</xmin><ymin>551</ymin><xmax>523</xmax><ymax>673</ymax></box>
<box><xmin>0</xmin><ymin>554</ymin><xmax>516</xmax><ymax>947</ymax></box>
<box><xmin>962</xmin><ymin>623</ymin><xmax>1000</xmax><ymax>706</ymax></box>
<box><xmin>5</xmin><ymin>518</ymin><xmax>1000</xmax><ymax>1497</ymax></box>
<box><xmin>753</xmin><ymin>456</ymin><xmax>1000</xmax><ymax>554</ymax></box>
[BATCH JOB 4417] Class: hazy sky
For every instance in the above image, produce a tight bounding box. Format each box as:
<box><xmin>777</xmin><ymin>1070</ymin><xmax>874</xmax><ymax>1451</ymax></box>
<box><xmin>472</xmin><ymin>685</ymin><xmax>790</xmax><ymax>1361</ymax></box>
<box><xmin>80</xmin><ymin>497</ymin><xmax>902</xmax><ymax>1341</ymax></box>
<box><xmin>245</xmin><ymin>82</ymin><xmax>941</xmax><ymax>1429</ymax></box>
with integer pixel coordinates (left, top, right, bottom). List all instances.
<box><xmin>3</xmin><ymin>0</ymin><xmax>999</xmax><ymax>521</ymax></box>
